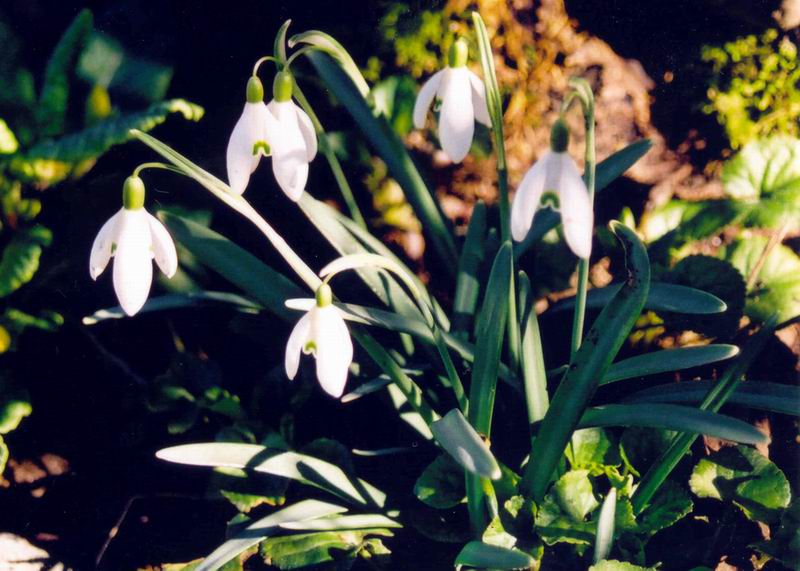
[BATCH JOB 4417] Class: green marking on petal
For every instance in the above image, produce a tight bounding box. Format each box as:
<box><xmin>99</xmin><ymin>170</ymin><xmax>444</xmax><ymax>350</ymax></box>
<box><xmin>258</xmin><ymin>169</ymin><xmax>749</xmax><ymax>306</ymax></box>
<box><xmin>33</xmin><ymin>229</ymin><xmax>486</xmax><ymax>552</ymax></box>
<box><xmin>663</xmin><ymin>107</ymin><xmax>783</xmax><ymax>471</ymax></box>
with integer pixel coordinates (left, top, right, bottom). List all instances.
<box><xmin>304</xmin><ymin>340</ymin><xmax>317</xmax><ymax>354</ymax></box>
<box><xmin>253</xmin><ymin>140</ymin><xmax>271</xmax><ymax>156</ymax></box>
<box><xmin>540</xmin><ymin>191</ymin><xmax>560</xmax><ymax>210</ymax></box>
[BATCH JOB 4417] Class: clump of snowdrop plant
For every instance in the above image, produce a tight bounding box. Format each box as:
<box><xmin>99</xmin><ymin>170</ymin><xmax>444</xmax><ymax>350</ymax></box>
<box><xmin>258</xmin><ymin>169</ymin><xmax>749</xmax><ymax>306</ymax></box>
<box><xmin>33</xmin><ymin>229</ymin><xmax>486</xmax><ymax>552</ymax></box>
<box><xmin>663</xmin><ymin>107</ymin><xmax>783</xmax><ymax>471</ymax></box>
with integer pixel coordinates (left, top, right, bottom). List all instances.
<box><xmin>89</xmin><ymin>173</ymin><xmax>177</xmax><ymax>316</ymax></box>
<box><xmin>94</xmin><ymin>16</ymin><xmax>777</xmax><ymax>571</ymax></box>
<box><xmin>413</xmin><ymin>38</ymin><xmax>491</xmax><ymax>163</ymax></box>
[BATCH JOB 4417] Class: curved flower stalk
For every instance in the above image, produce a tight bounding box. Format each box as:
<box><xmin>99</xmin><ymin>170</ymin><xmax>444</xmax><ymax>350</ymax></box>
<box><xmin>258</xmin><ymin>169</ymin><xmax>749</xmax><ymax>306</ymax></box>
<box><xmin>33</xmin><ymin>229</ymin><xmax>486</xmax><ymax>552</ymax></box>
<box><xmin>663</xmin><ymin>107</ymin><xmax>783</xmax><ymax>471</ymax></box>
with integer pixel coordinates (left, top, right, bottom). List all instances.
<box><xmin>510</xmin><ymin>118</ymin><xmax>593</xmax><ymax>259</ymax></box>
<box><xmin>89</xmin><ymin>174</ymin><xmax>178</xmax><ymax>316</ymax></box>
<box><xmin>285</xmin><ymin>284</ymin><xmax>353</xmax><ymax>398</ymax></box>
<box><xmin>413</xmin><ymin>38</ymin><xmax>490</xmax><ymax>163</ymax></box>
<box><xmin>226</xmin><ymin>71</ymin><xmax>317</xmax><ymax>200</ymax></box>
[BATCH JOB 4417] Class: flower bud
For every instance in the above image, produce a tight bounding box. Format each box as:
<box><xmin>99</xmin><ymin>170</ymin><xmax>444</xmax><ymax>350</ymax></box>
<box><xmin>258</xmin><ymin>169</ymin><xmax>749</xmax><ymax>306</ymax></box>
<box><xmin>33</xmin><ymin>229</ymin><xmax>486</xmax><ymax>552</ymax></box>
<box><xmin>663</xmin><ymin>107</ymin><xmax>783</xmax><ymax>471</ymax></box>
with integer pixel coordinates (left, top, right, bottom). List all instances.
<box><xmin>550</xmin><ymin>118</ymin><xmax>569</xmax><ymax>153</ymax></box>
<box><xmin>122</xmin><ymin>175</ymin><xmax>145</xmax><ymax>210</ymax></box>
<box><xmin>315</xmin><ymin>282</ymin><xmax>333</xmax><ymax>307</ymax></box>
<box><xmin>246</xmin><ymin>76</ymin><xmax>264</xmax><ymax>103</ymax></box>
<box><xmin>448</xmin><ymin>38</ymin><xmax>469</xmax><ymax>68</ymax></box>
<box><xmin>273</xmin><ymin>70</ymin><xmax>293</xmax><ymax>102</ymax></box>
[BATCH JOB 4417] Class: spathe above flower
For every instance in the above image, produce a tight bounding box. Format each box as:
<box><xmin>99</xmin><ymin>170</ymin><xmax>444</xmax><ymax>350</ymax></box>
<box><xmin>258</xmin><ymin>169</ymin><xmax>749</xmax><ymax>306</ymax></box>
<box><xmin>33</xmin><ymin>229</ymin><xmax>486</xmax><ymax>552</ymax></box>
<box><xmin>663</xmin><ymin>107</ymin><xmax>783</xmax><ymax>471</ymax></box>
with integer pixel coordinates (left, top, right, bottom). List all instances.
<box><xmin>226</xmin><ymin>71</ymin><xmax>317</xmax><ymax>200</ymax></box>
<box><xmin>510</xmin><ymin>118</ymin><xmax>593</xmax><ymax>259</ymax></box>
<box><xmin>90</xmin><ymin>175</ymin><xmax>178</xmax><ymax>316</ymax></box>
<box><xmin>284</xmin><ymin>284</ymin><xmax>353</xmax><ymax>398</ymax></box>
<box><xmin>413</xmin><ymin>38</ymin><xmax>490</xmax><ymax>163</ymax></box>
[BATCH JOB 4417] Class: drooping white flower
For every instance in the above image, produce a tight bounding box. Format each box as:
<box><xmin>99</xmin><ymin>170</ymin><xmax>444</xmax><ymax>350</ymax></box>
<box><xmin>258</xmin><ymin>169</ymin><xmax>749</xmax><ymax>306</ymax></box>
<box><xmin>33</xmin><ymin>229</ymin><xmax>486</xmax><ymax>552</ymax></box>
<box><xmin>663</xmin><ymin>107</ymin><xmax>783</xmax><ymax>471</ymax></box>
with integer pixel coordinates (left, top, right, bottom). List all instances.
<box><xmin>284</xmin><ymin>284</ymin><xmax>353</xmax><ymax>398</ymax></box>
<box><xmin>413</xmin><ymin>38</ymin><xmax>490</xmax><ymax>163</ymax></box>
<box><xmin>226</xmin><ymin>72</ymin><xmax>317</xmax><ymax>201</ymax></box>
<box><xmin>89</xmin><ymin>176</ymin><xmax>177</xmax><ymax>316</ymax></box>
<box><xmin>510</xmin><ymin>119</ymin><xmax>593</xmax><ymax>259</ymax></box>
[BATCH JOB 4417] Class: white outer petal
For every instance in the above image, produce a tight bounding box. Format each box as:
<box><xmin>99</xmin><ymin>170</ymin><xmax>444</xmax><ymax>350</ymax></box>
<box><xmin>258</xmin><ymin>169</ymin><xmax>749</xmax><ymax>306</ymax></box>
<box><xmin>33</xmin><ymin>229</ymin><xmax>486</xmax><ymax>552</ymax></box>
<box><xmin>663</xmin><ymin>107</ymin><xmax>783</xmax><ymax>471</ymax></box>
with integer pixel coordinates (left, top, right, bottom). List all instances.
<box><xmin>112</xmin><ymin>209</ymin><xmax>153</xmax><ymax>316</ymax></box>
<box><xmin>467</xmin><ymin>70</ymin><xmax>491</xmax><ymax>127</ymax></box>
<box><xmin>285</xmin><ymin>311</ymin><xmax>313</xmax><ymax>380</ymax></box>
<box><xmin>312</xmin><ymin>305</ymin><xmax>353</xmax><ymax>398</ymax></box>
<box><xmin>558</xmin><ymin>154</ymin><xmax>593</xmax><ymax>259</ymax></box>
<box><xmin>90</xmin><ymin>208</ymin><xmax>123</xmax><ymax>280</ymax></box>
<box><xmin>510</xmin><ymin>153</ymin><xmax>553</xmax><ymax>242</ymax></box>
<box><xmin>226</xmin><ymin>102</ymin><xmax>269</xmax><ymax>195</ymax></box>
<box><xmin>293</xmin><ymin>103</ymin><xmax>318</xmax><ymax>162</ymax></box>
<box><xmin>267</xmin><ymin>100</ymin><xmax>309</xmax><ymax>201</ymax></box>
<box><xmin>438</xmin><ymin>67</ymin><xmax>474</xmax><ymax>163</ymax></box>
<box><xmin>146</xmin><ymin>212</ymin><xmax>178</xmax><ymax>278</ymax></box>
<box><xmin>285</xmin><ymin>298</ymin><xmax>316</xmax><ymax>311</ymax></box>
<box><xmin>412</xmin><ymin>69</ymin><xmax>445</xmax><ymax>129</ymax></box>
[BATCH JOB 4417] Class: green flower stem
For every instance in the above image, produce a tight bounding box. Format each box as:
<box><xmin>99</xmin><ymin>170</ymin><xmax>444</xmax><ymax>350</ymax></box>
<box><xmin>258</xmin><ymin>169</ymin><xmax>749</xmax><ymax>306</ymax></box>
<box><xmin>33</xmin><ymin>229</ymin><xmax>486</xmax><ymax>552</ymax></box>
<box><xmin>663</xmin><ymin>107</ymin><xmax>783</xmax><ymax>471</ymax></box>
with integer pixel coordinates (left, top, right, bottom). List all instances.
<box><xmin>472</xmin><ymin>11</ymin><xmax>520</xmax><ymax>374</ymax></box>
<box><xmin>565</xmin><ymin>77</ymin><xmax>596</xmax><ymax>359</ymax></box>
<box><xmin>630</xmin><ymin>319</ymin><xmax>775</xmax><ymax>514</ymax></box>
<box><xmin>292</xmin><ymin>83</ymin><xmax>367</xmax><ymax>229</ymax></box>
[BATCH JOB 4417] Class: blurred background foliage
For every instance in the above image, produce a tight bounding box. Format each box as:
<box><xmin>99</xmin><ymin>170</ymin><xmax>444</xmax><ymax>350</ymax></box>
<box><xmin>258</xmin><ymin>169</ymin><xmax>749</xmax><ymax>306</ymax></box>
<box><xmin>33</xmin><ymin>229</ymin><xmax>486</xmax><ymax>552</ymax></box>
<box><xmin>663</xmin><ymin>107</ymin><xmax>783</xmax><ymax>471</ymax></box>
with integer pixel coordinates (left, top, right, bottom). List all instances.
<box><xmin>0</xmin><ymin>1</ymin><xmax>796</xmax><ymax>569</ymax></box>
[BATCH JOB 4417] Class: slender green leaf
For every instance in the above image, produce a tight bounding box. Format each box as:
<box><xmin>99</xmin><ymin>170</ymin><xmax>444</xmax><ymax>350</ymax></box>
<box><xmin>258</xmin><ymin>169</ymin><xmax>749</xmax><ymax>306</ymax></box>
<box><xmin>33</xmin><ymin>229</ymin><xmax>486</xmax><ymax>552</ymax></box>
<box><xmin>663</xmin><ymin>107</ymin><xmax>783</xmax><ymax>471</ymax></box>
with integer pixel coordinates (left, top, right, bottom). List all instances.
<box><xmin>579</xmin><ymin>404</ymin><xmax>768</xmax><ymax>445</ymax></box>
<box><xmin>519</xmin><ymin>271</ymin><xmax>549</xmax><ymax>427</ymax></box>
<box><xmin>280</xmin><ymin>514</ymin><xmax>401</xmax><ymax>531</ymax></box>
<box><xmin>453</xmin><ymin>202</ymin><xmax>487</xmax><ymax>337</ymax></box>
<box><xmin>156</xmin><ymin>443</ymin><xmax>385</xmax><ymax>508</ymax></box>
<box><xmin>602</xmin><ymin>345</ymin><xmax>739</xmax><ymax>385</ymax></box>
<box><xmin>549</xmin><ymin>283</ymin><xmax>727</xmax><ymax>315</ymax></box>
<box><xmin>521</xmin><ymin>222</ymin><xmax>650</xmax><ymax>501</ymax></box>
<box><xmin>289</xmin><ymin>30</ymin><xmax>370</xmax><ymax>96</ymax></box>
<box><xmin>83</xmin><ymin>291</ymin><xmax>260</xmax><ymax>324</ymax></box>
<box><xmin>194</xmin><ymin>500</ymin><xmax>346</xmax><ymax>571</ymax></box>
<box><xmin>593</xmin><ymin>488</ymin><xmax>617</xmax><ymax>563</ymax></box>
<box><xmin>274</xmin><ymin>19</ymin><xmax>292</xmax><ymax>63</ymax></box>
<box><xmin>431</xmin><ymin>409</ymin><xmax>501</xmax><ymax>480</ymax></box>
<box><xmin>36</xmin><ymin>9</ymin><xmax>93</xmax><ymax>136</ymax></box>
<box><xmin>514</xmin><ymin>140</ymin><xmax>652</xmax><ymax>257</ymax></box>
<box><xmin>305</xmin><ymin>50</ymin><xmax>457</xmax><ymax>277</ymax></box>
<box><xmin>626</xmin><ymin>380</ymin><xmax>800</xmax><ymax>416</ymax></box>
<box><xmin>455</xmin><ymin>542</ymin><xmax>536</xmax><ymax>571</ymax></box>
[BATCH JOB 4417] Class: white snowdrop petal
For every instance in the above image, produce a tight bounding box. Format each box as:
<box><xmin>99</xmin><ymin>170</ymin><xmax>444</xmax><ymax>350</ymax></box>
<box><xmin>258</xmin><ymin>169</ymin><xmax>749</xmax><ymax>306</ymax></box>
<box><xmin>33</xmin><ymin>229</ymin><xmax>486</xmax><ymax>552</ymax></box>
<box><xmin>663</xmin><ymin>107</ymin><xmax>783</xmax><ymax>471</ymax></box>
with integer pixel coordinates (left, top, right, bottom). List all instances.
<box><xmin>146</xmin><ymin>212</ymin><xmax>178</xmax><ymax>278</ymax></box>
<box><xmin>293</xmin><ymin>103</ymin><xmax>318</xmax><ymax>162</ymax></box>
<box><xmin>313</xmin><ymin>306</ymin><xmax>353</xmax><ymax>398</ymax></box>
<box><xmin>285</xmin><ymin>311</ymin><xmax>312</xmax><ymax>380</ymax></box>
<box><xmin>510</xmin><ymin>154</ymin><xmax>550</xmax><ymax>242</ymax></box>
<box><xmin>112</xmin><ymin>210</ymin><xmax>154</xmax><ymax>316</ymax></box>
<box><xmin>267</xmin><ymin>100</ymin><xmax>309</xmax><ymax>201</ymax></box>
<box><xmin>89</xmin><ymin>208</ymin><xmax>123</xmax><ymax>280</ymax></box>
<box><xmin>467</xmin><ymin>70</ymin><xmax>491</xmax><ymax>127</ymax></box>
<box><xmin>412</xmin><ymin>69</ymin><xmax>445</xmax><ymax>129</ymax></box>
<box><xmin>438</xmin><ymin>67</ymin><xmax>475</xmax><ymax>163</ymax></box>
<box><xmin>558</xmin><ymin>154</ymin><xmax>594</xmax><ymax>259</ymax></box>
<box><xmin>226</xmin><ymin>102</ymin><xmax>269</xmax><ymax>195</ymax></box>
<box><xmin>285</xmin><ymin>298</ymin><xmax>316</xmax><ymax>311</ymax></box>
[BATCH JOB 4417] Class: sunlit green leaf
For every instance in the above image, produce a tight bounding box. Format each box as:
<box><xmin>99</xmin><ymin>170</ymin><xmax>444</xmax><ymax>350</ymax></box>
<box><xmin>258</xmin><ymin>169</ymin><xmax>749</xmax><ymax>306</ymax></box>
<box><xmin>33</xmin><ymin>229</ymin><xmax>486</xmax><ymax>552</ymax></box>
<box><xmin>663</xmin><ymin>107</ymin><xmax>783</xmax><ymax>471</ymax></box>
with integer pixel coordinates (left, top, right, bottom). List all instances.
<box><xmin>0</xmin><ymin>226</ymin><xmax>52</xmax><ymax>297</ymax></box>
<box><xmin>0</xmin><ymin>119</ymin><xmax>19</xmax><ymax>154</ymax></box>
<box><xmin>431</xmin><ymin>409</ymin><xmax>501</xmax><ymax>480</ymax></box>
<box><xmin>602</xmin><ymin>345</ymin><xmax>739</xmax><ymax>385</ymax></box>
<box><xmin>454</xmin><ymin>541</ymin><xmax>536</xmax><ymax>571</ymax></box>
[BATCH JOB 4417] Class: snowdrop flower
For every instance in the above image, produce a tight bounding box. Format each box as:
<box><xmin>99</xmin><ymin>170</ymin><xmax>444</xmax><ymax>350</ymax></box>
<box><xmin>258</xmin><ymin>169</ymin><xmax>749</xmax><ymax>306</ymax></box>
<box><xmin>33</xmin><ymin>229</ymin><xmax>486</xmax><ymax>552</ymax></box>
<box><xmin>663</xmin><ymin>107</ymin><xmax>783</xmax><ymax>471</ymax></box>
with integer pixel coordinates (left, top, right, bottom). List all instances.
<box><xmin>226</xmin><ymin>72</ymin><xmax>317</xmax><ymax>200</ymax></box>
<box><xmin>90</xmin><ymin>175</ymin><xmax>178</xmax><ymax>316</ymax></box>
<box><xmin>284</xmin><ymin>284</ymin><xmax>353</xmax><ymax>398</ymax></box>
<box><xmin>413</xmin><ymin>38</ymin><xmax>491</xmax><ymax>163</ymax></box>
<box><xmin>510</xmin><ymin>119</ymin><xmax>593</xmax><ymax>259</ymax></box>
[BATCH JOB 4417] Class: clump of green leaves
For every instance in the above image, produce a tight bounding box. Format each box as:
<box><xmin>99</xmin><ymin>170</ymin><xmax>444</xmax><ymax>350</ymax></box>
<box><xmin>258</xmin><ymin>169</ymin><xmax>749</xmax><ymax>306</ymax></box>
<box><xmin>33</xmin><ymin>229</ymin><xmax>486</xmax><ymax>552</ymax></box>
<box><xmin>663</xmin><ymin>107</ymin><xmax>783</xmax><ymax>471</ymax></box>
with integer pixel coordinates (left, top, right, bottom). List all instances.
<box><xmin>702</xmin><ymin>29</ymin><xmax>800</xmax><ymax>149</ymax></box>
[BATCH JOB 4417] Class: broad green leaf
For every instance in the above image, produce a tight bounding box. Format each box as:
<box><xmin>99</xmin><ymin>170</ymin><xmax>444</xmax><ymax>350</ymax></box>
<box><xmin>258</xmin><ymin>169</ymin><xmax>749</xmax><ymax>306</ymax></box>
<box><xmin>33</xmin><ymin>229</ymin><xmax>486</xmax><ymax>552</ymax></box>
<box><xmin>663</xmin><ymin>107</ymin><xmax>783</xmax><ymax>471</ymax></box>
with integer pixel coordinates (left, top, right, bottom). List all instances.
<box><xmin>82</xmin><ymin>291</ymin><xmax>261</xmax><ymax>324</ymax></box>
<box><xmin>589</xmin><ymin>561</ymin><xmax>654</xmax><ymax>571</ymax></box>
<box><xmin>626</xmin><ymin>380</ymin><xmax>800</xmax><ymax>416</ymax></box>
<box><xmin>752</xmin><ymin>497</ymin><xmax>800</xmax><ymax>569</ymax></box>
<box><xmin>663</xmin><ymin>255</ymin><xmax>746</xmax><ymax>338</ymax></box>
<box><xmin>579</xmin><ymin>404</ymin><xmax>768</xmax><ymax>445</ymax></box>
<box><xmin>514</xmin><ymin>139</ymin><xmax>652</xmax><ymax>257</ymax></box>
<box><xmin>36</xmin><ymin>9</ymin><xmax>93</xmax><ymax>137</ymax></box>
<box><xmin>0</xmin><ymin>226</ymin><xmax>52</xmax><ymax>297</ymax></box>
<box><xmin>431</xmin><ymin>409</ymin><xmax>501</xmax><ymax>480</ymax></box>
<box><xmin>602</xmin><ymin>345</ymin><xmax>739</xmax><ymax>385</ymax></box>
<box><xmin>619</xmin><ymin>427</ymin><xmax>675</xmax><ymax>476</ymax></box>
<box><xmin>260</xmin><ymin>529</ymin><xmax>393</xmax><ymax>570</ymax></box>
<box><xmin>305</xmin><ymin>50</ymin><xmax>458</xmax><ymax>277</ymax></box>
<box><xmin>636</xmin><ymin>481</ymin><xmax>693</xmax><ymax>536</ymax></box>
<box><xmin>689</xmin><ymin>444</ymin><xmax>790</xmax><ymax>523</ymax></box>
<box><xmin>549</xmin><ymin>282</ymin><xmax>726</xmax><ymax>316</ymax></box>
<box><xmin>193</xmin><ymin>500</ymin><xmax>346</xmax><ymax>571</ymax></box>
<box><xmin>522</xmin><ymin>223</ymin><xmax>650</xmax><ymax>501</ymax></box>
<box><xmin>565</xmin><ymin>428</ymin><xmax>618</xmax><ymax>469</ymax></box>
<box><xmin>0</xmin><ymin>119</ymin><xmax>19</xmax><ymax>154</ymax></box>
<box><xmin>156</xmin><ymin>443</ymin><xmax>385</xmax><ymax>508</ymax></box>
<box><xmin>454</xmin><ymin>541</ymin><xmax>536</xmax><ymax>571</ymax></box>
<box><xmin>722</xmin><ymin>135</ymin><xmax>800</xmax><ymax>229</ymax></box>
<box><xmin>535</xmin><ymin>493</ymin><xmax>595</xmax><ymax>547</ymax></box>
<box><xmin>720</xmin><ymin>236</ymin><xmax>800</xmax><ymax>323</ymax></box>
<box><xmin>159</xmin><ymin>213</ymin><xmax>303</xmax><ymax>321</ymax></box>
<box><xmin>452</xmin><ymin>201</ymin><xmax>487</xmax><ymax>337</ymax></box>
<box><xmin>552</xmin><ymin>469</ymin><xmax>600</xmax><ymax>522</ymax></box>
<box><xmin>414</xmin><ymin>454</ymin><xmax>466</xmax><ymax>509</ymax></box>
<box><xmin>0</xmin><ymin>396</ymin><xmax>32</xmax><ymax>434</ymax></box>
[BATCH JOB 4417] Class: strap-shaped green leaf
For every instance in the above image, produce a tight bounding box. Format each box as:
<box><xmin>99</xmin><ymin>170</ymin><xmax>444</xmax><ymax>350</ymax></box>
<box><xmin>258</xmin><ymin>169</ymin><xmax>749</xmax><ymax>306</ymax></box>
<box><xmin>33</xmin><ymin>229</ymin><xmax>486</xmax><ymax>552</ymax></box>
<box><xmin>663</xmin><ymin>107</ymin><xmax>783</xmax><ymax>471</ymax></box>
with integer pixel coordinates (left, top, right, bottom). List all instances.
<box><xmin>521</xmin><ymin>222</ymin><xmax>650</xmax><ymax>501</ymax></box>
<box><xmin>453</xmin><ymin>202</ymin><xmax>487</xmax><ymax>337</ymax></box>
<box><xmin>289</xmin><ymin>30</ymin><xmax>370</xmax><ymax>97</ymax></box>
<box><xmin>431</xmin><ymin>409</ymin><xmax>502</xmax><ymax>480</ymax></box>
<box><xmin>602</xmin><ymin>344</ymin><xmax>740</xmax><ymax>385</ymax></box>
